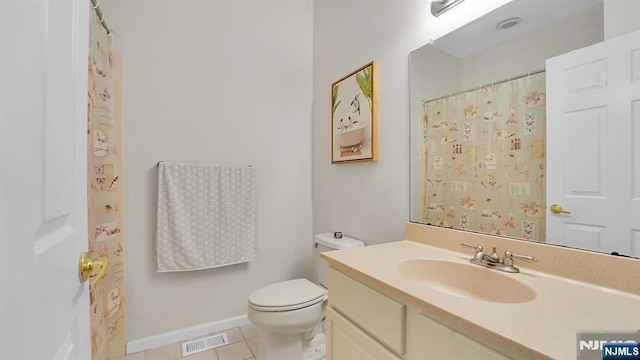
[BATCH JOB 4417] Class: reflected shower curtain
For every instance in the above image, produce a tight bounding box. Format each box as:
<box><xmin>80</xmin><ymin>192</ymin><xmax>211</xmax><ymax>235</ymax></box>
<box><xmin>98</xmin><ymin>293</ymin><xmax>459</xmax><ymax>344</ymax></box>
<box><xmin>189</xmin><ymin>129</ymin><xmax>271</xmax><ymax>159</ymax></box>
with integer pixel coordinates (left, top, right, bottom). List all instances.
<box><xmin>88</xmin><ymin>7</ymin><xmax>127</xmax><ymax>359</ymax></box>
<box><xmin>420</xmin><ymin>72</ymin><xmax>546</xmax><ymax>241</ymax></box>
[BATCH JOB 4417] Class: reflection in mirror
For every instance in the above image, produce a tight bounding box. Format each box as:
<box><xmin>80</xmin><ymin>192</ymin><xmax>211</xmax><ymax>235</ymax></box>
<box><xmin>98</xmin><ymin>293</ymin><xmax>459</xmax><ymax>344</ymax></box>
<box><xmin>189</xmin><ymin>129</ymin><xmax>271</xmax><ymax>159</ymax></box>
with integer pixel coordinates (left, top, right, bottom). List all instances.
<box><xmin>408</xmin><ymin>0</ymin><xmax>638</xmax><ymax>256</ymax></box>
<box><xmin>417</xmin><ymin>71</ymin><xmax>547</xmax><ymax>241</ymax></box>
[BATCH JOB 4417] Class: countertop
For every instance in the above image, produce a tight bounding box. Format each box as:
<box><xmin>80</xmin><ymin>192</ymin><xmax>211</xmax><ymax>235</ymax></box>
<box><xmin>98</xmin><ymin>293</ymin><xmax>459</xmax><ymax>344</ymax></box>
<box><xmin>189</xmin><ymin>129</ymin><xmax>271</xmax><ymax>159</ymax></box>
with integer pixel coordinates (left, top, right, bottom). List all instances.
<box><xmin>322</xmin><ymin>240</ymin><xmax>640</xmax><ymax>359</ymax></box>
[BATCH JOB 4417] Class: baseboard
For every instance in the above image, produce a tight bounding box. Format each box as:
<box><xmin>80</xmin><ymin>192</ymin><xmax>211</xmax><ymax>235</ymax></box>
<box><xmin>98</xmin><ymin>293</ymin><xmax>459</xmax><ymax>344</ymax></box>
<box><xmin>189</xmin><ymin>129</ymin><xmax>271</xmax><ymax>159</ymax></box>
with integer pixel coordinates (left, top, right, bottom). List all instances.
<box><xmin>125</xmin><ymin>314</ymin><xmax>251</xmax><ymax>354</ymax></box>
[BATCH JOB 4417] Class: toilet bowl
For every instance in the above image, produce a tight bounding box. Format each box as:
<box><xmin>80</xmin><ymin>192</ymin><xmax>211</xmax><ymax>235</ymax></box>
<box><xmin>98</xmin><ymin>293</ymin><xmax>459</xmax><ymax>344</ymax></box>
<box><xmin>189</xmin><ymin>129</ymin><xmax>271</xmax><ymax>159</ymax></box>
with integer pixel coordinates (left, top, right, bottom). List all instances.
<box><xmin>247</xmin><ymin>233</ymin><xmax>365</xmax><ymax>360</ymax></box>
<box><xmin>248</xmin><ymin>279</ymin><xmax>327</xmax><ymax>360</ymax></box>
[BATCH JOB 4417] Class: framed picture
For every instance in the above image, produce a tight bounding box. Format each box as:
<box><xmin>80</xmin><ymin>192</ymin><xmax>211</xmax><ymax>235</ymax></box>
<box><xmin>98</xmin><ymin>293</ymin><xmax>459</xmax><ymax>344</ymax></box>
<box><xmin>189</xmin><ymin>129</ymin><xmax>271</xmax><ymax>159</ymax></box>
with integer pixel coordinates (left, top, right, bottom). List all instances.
<box><xmin>331</xmin><ymin>61</ymin><xmax>378</xmax><ymax>164</ymax></box>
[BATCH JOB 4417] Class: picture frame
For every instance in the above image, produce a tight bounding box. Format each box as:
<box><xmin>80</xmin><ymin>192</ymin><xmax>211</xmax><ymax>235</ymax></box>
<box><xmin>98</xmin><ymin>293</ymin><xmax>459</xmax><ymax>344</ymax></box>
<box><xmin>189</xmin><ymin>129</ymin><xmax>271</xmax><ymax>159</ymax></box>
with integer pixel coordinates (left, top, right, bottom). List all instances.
<box><xmin>331</xmin><ymin>61</ymin><xmax>378</xmax><ymax>164</ymax></box>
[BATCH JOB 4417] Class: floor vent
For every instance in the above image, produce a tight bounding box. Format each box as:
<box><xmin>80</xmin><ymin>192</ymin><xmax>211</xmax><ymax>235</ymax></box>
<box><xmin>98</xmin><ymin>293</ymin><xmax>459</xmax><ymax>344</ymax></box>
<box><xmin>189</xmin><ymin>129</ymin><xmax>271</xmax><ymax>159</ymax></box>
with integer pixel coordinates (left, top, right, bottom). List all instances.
<box><xmin>181</xmin><ymin>333</ymin><xmax>229</xmax><ymax>356</ymax></box>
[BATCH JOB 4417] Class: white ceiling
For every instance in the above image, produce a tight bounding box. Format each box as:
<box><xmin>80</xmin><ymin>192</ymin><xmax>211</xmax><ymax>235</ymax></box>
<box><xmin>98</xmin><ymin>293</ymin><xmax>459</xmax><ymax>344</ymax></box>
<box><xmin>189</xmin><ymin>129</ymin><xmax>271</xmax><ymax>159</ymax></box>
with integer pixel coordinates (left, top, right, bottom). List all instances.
<box><xmin>431</xmin><ymin>0</ymin><xmax>603</xmax><ymax>58</ymax></box>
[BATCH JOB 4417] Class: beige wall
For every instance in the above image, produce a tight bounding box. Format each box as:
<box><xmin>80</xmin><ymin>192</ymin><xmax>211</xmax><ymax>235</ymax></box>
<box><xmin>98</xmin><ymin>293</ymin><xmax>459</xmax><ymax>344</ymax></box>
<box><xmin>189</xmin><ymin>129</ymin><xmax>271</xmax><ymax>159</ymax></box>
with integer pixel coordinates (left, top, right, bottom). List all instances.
<box><xmin>312</xmin><ymin>0</ymin><xmax>429</xmax><ymax>246</ymax></box>
<box><xmin>604</xmin><ymin>0</ymin><xmax>640</xmax><ymax>39</ymax></box>
<box><xmin>101</xmin><ymin>0</ymin><xmax>313</xmax><ymax>342</ymax></box>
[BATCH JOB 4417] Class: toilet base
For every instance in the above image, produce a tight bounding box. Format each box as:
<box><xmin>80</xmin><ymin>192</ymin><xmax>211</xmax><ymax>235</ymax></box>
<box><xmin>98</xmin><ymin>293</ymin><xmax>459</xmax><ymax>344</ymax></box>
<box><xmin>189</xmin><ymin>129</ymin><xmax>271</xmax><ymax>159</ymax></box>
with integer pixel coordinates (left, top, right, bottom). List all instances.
<box><xmin>256</xmin><ymin>331</ymin><xmax>326</xmax><ymax>360</ymax></box>
<box><xmin>303</xmin><ymin>333</ymin><xmax>326</xmax><ymax>360</ymax></box>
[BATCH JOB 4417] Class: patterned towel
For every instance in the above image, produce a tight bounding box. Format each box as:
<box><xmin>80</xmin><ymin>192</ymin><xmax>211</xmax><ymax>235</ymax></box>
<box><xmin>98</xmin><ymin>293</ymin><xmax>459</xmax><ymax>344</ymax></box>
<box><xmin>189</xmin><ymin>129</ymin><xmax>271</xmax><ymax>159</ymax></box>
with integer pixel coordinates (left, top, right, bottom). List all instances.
<box><xmin>156</xmin><ymin>162</ymin><xmax>258</xmax><ymax>272</ymax></box>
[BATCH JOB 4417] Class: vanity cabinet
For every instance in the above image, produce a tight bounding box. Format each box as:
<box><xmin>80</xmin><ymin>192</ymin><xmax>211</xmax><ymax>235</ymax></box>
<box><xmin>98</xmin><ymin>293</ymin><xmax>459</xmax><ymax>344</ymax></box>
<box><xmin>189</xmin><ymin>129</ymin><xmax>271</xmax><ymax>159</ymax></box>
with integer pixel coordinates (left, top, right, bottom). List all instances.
<box><xmin>326</xmin><ymin>307</ymin><xmax>401</xmax><ymax>360</ymax></box>
<box><xmin>405</xmin><ymin>308</ymin><xmax>512</xmax><ymax>359</ymax></box>
<box><xmin>326</xmin><ymin>267</ymin><xmax>513</xmax><ymax>360</ymax></box>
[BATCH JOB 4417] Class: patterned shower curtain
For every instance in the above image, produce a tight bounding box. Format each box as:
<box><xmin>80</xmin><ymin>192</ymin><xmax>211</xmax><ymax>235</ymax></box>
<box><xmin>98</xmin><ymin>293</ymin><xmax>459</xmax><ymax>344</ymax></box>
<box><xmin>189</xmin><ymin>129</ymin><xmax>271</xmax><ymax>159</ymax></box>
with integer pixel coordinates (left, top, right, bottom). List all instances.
<box><xmin>420</xmin><ymin>72</ymin><xmax>546</xmax><ymax>241</ymax></box>
<box><xmin>87</xmin><ymin>7</ymin><xmax>127</xmax><ymax>359</ymax></box>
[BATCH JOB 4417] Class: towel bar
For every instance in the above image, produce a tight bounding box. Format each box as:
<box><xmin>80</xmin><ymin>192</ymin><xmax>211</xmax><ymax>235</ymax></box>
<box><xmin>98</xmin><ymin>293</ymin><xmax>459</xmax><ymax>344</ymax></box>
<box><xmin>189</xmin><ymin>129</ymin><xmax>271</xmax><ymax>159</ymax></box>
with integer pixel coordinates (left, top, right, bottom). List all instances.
<box><xmin>156</xmin><ymin>161</ymin><xmax>253</xmax><ymax>168</ymax></box>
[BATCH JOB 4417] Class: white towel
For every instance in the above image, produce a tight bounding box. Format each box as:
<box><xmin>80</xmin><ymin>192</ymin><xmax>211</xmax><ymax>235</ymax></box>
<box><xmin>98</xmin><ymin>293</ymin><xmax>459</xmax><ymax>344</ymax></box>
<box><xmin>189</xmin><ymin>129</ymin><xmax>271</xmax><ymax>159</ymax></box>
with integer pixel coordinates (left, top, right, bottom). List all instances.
<box><xmin>156</xmin><ymin>162</ymin><xmax>258</xmax><ymax>272</ymax></box>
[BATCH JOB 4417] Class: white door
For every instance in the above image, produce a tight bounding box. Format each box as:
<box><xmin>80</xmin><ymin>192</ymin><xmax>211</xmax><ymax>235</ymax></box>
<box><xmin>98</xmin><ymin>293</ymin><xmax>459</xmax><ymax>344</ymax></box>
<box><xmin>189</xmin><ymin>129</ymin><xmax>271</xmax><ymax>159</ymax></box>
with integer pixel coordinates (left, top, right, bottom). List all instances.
<box><xmin>546</xmin><ymin>30</ymin><xmax>640</xmax><ymax>256</ymax></box>
<box><xmin>0</xmin><ymin>1</ymin><xmax>91</xmax><ymax>359</ymax></box>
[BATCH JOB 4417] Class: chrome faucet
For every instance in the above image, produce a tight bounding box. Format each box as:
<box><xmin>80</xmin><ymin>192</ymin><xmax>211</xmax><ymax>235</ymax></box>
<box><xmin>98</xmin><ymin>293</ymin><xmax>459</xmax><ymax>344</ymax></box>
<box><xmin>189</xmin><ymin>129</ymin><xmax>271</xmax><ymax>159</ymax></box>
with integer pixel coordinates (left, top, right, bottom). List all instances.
<box><xmin>460</xmin><ymin>243</ymin><xmax>536</xmax><ymax>273</ymax></box>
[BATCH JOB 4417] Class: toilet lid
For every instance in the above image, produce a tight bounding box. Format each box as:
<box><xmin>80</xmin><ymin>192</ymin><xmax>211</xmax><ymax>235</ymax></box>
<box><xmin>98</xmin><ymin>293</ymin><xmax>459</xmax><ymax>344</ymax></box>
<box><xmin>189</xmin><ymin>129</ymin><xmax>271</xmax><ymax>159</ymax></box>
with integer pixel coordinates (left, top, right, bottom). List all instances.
<box><xmin>249</xmin><ymin>279</ymin><xmax>327</xmax><ymax>312</ymax></box>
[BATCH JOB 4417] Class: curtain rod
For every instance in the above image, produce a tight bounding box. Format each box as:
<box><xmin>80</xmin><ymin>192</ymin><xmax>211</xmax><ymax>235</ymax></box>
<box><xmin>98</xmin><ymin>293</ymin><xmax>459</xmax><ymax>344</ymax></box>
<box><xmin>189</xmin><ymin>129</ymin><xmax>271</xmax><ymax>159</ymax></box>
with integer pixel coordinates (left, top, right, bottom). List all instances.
<box><xmin>90</xmin><ymin>0</ymin><xmax>112</xmax><ymax>36</ymax></box>
<box><xmin>423</xmin><ymin>68</ymin><xmax>545</xmax><ymax>104</ymax></box>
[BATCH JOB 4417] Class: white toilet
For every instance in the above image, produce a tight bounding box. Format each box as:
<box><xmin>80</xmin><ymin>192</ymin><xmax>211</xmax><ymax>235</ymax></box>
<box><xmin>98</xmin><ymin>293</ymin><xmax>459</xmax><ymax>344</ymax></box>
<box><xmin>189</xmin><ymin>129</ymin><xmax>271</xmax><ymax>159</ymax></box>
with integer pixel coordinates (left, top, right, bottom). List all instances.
<box><xmin>247</xmin><ymin>233</ymin><xmax>365</xmax><ymax>360</ymax></box>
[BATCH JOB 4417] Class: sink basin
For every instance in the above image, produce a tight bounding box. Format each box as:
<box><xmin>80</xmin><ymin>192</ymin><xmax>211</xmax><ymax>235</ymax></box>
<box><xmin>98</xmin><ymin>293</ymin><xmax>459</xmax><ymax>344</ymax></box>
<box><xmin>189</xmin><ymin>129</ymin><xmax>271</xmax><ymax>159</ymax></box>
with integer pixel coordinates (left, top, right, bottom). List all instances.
<box><xmin>396</xmin><ymin>259</ymin><xmax>536</xmax><ymax>304</ymax></box>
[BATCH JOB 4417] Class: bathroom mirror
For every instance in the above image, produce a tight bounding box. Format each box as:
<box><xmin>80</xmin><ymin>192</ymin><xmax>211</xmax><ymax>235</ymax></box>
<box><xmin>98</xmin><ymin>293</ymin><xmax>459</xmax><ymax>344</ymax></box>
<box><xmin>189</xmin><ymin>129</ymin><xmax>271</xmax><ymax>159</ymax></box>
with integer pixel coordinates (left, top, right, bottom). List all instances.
<box><xmin>409</xmin><ymin>0</ymin><xmax>640</xmax><ymax>257</ymax></box>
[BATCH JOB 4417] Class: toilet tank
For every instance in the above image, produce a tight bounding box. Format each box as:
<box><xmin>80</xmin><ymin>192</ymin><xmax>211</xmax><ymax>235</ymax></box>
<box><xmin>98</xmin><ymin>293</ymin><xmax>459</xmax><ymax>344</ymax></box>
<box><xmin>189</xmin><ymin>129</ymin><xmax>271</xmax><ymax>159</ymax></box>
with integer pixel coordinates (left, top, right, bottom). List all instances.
<box><xmin>313</xmin><ymin>233</ymin><xmax>365</xmax><ymax>288</ymax></box>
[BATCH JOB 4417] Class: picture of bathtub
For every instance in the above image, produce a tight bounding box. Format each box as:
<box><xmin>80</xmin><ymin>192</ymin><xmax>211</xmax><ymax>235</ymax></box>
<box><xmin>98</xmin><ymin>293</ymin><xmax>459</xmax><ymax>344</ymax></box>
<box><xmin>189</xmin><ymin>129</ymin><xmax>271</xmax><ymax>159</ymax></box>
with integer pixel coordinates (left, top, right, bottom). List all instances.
<box><xmin>339</xmin><ymin>123</ymin><xmax>367</xmax><ymax>147</ymax></box>
<box><xmin>331</xmin><ymin>61</ymin><xmax>378</xmax><ymax>163</ymax></box>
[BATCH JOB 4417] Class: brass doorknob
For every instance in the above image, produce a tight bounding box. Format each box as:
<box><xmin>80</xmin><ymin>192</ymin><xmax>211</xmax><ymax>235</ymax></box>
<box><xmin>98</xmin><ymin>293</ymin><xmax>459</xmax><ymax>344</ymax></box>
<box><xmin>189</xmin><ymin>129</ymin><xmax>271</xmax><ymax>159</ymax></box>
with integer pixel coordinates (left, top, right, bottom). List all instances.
<box><xmin>550</xmin><ymin>204</ymin><xmax>571</xmax><ymax>214</ymax></box>
<box><xmin>79</xmin><ymin>252</ymin><xmax>109</xmax><ymax>290</ymax></box>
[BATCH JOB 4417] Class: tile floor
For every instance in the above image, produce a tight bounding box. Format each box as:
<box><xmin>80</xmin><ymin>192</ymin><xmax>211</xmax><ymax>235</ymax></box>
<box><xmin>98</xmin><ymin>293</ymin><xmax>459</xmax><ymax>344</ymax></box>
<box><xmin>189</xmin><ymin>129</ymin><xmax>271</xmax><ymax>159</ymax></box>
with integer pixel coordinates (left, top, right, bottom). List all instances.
<box><xmin>114</xmin><ymin>323</ymin><xmax>261</xmax><ymax>360</ymax></box>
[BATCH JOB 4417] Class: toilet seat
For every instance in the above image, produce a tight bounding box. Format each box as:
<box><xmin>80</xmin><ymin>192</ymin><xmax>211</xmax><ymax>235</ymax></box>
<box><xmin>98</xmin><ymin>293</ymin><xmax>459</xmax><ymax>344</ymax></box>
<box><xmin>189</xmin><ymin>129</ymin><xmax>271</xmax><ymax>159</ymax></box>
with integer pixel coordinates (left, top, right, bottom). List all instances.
<box><xmin>249</xmin><ymin>278</ymin><xmax>327</xmax><ymax>312</ymax></box>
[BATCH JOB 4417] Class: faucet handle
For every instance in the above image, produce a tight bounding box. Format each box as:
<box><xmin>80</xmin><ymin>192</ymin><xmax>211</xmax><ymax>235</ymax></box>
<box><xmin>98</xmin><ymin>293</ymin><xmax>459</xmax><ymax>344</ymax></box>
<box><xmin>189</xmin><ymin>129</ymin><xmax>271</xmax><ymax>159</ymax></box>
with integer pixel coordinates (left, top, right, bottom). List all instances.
<box><xmin>502</xmin><ymin>251</ymin><xmax>537</xmax><ymax>266</ymax></box>
<box><xmin>461</xmin><ymin>242</ymin><xmax>483</xmax><ymax>251</ymax></box>
<box><xmin>461</xmin><ymin>243</ymin><xmax>484</xmax><ymax>261</ymax></box>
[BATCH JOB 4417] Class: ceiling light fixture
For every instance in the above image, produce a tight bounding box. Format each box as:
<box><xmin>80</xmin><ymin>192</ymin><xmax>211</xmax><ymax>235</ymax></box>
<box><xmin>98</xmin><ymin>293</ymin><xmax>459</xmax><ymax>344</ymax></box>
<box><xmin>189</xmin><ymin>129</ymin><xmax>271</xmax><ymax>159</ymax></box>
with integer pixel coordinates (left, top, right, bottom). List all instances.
<box><xmin>496</xmin><ymin>17</ymin><xmax>523</xmax><ymax>30</ymax></box>
<box><xmin>430</xmin><ymin>0</ymin><xmax>466</xmax><ymax>17</ymax></box>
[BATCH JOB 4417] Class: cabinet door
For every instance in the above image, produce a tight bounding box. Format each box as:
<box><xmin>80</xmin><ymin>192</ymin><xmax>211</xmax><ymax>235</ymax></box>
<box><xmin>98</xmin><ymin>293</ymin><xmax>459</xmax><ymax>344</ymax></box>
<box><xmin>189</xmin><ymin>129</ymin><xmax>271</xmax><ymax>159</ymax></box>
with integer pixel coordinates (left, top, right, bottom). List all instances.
<box><xmin>328</xmin><ymin>267</ymin><xmax>405</xmax><ymax>354</ymax></box>
<box><xmin>406</xmin><ymin>309</ymin><xmax>512</xmax><ymax>360</ymax></box>
<box><xmin>327</xmin><ymin>307</ymin><xmax>402</xmax><ymax>360</ymax></box>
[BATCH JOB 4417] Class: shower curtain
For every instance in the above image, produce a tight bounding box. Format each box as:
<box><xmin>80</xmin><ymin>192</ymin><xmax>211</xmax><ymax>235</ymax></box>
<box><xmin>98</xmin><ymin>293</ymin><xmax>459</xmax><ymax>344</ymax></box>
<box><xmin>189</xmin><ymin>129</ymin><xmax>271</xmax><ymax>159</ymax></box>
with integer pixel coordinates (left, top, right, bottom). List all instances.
<box><xmin>420</xmin><ymin>72</ymin><xmax>546</xmax><ymax>241</ymax></box>
<box><xmin>88</xmin><ymin>6</ymin><xmax>127</xmax><ymax>359</ymax></box>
